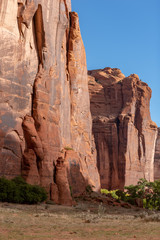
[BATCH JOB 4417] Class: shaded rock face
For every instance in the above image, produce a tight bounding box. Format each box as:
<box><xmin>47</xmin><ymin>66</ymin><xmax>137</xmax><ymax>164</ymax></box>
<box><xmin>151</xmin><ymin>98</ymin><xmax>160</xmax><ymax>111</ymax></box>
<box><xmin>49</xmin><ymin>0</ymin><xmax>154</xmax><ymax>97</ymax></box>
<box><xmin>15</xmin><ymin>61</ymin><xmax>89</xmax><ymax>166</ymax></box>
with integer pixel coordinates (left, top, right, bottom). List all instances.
<box><xmin>88</xmin><ymin>68</ymin><xmax>157</xmax><ymax>189</ymax></box>
<box><xmin>55</xmin><ymin>157</ymin><xmax>73</xmax><ymax>206</ymax></box>
<box><xmin>154</xmin><ymin>128</ymin><xmax>160</xmax><ymax>180</ymax></box>
<box><xmin>0</xmin><ymin>0</ymin><xmax>100</xmax><ymax>202</ymax></box>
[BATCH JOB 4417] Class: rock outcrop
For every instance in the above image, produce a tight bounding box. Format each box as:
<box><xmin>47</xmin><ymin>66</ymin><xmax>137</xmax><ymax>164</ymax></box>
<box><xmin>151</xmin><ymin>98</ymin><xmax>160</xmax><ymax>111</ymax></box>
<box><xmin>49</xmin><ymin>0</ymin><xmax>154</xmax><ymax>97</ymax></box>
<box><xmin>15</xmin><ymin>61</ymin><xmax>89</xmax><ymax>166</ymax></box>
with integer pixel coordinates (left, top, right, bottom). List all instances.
<box><xmin>88</xmin><ymin>68</ymin><xmax>157</xmax><ymax>189</ymax></box>
<box><xmin>55</xmin><ymin>157</ymin><xmax>73</xmax><ymax>206</ymax></box>
<box><xmin>154</xmin><ymin>128</ymin><xmax>160</xmax><ymax>180</ymax></box>
<box><xmin>0</xmin><ymin>0</ymin><xmax>158</xmax><ymax>203</ymax></box>
<box><xmin>0</xmin><ymin>0</ymin><xmax>100</xmax><ymax>203</ymax></box>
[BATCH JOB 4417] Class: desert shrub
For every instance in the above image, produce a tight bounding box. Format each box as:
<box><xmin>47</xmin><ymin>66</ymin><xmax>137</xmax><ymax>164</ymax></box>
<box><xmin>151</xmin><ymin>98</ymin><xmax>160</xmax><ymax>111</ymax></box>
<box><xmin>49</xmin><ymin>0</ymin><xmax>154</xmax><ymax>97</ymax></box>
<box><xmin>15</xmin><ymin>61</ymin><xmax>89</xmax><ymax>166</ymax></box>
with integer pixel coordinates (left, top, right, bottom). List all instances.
<box><xmin>101</xmin><ymin>189</ymin><xmax>110</xmax><ymax>195</ymax></box>
<box><xmin>0</xmin><ymin>177</ymin><xmax>18</xmax><ymax>203</ymax></box>
<box><xmin>124</xmin><ymin>179</ymin><xmax>160</xmax><ymax>210</ymax></box>
<box><xmin>64</xmin><ymin>146</ymin><xmax>73</xmax><ymax>151</ymax></box>
<box><xmin>0</xmin><ymin>176</ymin><xmax>47</xmax><ymax>204</ymax></box>
<box><xmin>101</xmin><ymin>179</ymin><xmax>160</xmax><ymax>210</ymax></box>
<box><xmin>110</xmin><ymin>190</ymin><xmax>119</xmax><ymax>200</ymax></box>
<box><xmin>115</xmin><ymin>189</ymin><xmax>130</xmax><ymax>202</ymax></box>
<box><xmin>12</xmin><ymin>176</ymin><xmax>26</xmax><ymax>185</ymax></box>
<box><xmin>125</xmin><ymin>178</ymin><xmax>148</xmax><ymax>198</ymax></box>
<box><xmin>86</xmin><ymin>184</ymin><xmax>93</xmax><ymax>193</ymax></box>
<box><xmin>101</xmin><ymin>189</ymin><xmax>119</xmax><ymax>200</ymax></box>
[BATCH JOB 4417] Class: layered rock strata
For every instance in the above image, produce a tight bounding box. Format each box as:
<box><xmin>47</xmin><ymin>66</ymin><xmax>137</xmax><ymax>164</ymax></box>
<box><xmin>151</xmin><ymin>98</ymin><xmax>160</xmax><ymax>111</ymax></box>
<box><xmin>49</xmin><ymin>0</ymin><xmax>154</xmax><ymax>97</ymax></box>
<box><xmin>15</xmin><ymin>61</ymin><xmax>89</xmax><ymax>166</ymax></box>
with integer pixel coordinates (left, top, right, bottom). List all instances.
<box><xmin>154</xmin><ymin>128</ymin><xmax>160</xmax><ymax>180</ymax></box>
<box><xmin>0</xmin><ymin>0</ymin><xmax>100</xmax><ymax>202</ymax></box>
<box><xmin>88</xmin><ymin>68</ymin><xmax>157</xmax><ymax>189</ymax></box>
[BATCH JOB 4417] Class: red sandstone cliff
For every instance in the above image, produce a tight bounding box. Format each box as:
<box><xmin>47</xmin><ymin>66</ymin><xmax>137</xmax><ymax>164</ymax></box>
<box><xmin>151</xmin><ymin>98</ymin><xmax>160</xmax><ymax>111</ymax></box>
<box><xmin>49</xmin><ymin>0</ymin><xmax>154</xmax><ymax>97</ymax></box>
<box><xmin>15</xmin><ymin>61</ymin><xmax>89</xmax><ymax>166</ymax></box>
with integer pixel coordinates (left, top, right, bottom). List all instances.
<box><xmin>154</xmin><ymin>128</ymin><xmax>160</xmax><ymax>180</ymax></box>
<box><xmin>0</xmin><ymin>0</ymin><xmax>158</xmax><ymax>203</ymax></box>
<box><xmin>88</xmin><ymin>68</ymin><xmax>157</xmax><ymax>189</ymax></box>
<box><xmin>0</xmin><ymin>0</ymin><xmax>100</xmax><ymax>202</ymax></box>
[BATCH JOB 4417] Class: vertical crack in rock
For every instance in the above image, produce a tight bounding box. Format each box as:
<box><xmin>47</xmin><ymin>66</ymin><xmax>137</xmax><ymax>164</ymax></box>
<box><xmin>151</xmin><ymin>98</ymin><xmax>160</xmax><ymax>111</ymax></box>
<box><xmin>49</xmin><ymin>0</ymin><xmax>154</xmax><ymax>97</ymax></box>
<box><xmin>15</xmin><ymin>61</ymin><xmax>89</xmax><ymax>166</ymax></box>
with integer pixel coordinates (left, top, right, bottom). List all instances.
<box><xmin>23</xmin><ymin>70</ymin><xmax>47</xmax><ymax>185</ymax></box>
<box><xmin>22</xmin><ymin>115</ymin><xmax>44</xmax><ymax>184</ymax></box>
<box><xmin>64</xmin><ymin>0</ymin><xmax>70</xmax><ymax>81</ymax></box>
<box><xmin>134</xmin><ymin>95</ymin><xmax>146</xmax><ymax>163</ymax></box>
<box><xmin>63</xmin><ymin>0</ymin><xmax>69</xmax><ymax>19</ymax></box>
<box><xmin>33</xmin><ymin>4</ymin><xmax>46</xmax><ymax>65</ymax></box>
<box><xmin>17</xmin><ymin>2</ymin><xmax>25</xmax><ymax>37</ymax></box>
<box><xmin>68</xmin><ymin>11</ymin><xmax>82</xmax><ymax>113</ymax></box>
<box><xmin>22</xmin><ymin>3</ymin><xmax>47</xmax><ymax>186</ymax></box>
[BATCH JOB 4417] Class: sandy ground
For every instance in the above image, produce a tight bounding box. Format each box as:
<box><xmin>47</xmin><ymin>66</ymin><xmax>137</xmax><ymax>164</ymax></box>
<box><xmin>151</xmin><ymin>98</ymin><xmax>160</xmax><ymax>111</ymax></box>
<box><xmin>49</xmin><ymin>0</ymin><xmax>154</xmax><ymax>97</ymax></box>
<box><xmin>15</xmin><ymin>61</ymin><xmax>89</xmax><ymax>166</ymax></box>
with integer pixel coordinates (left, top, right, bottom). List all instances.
<box><xmin>0</xmin><ymin>200</ymin><xmax>160</xmax><ymax>240</ymax></box>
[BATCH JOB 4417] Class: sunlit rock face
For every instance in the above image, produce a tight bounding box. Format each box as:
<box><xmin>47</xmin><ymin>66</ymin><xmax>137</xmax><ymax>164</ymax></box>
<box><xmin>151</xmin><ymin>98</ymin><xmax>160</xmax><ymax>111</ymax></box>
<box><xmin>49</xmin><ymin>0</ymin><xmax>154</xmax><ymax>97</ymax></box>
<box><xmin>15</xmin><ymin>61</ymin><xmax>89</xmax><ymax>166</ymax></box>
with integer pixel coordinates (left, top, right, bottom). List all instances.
<box><xmin>0</xmin><ymin>0</ymin><xmax>100</xmax><ymax>202</ymax></box>
<box><xmin>88</xmin><ymin>68</ymin><xmax>157</xmax><ymax>189</ymax></box>
<box><xmin>154</xmin><ymin>128</ymin><xmax>160</xmax><ymax>180</ymax></box>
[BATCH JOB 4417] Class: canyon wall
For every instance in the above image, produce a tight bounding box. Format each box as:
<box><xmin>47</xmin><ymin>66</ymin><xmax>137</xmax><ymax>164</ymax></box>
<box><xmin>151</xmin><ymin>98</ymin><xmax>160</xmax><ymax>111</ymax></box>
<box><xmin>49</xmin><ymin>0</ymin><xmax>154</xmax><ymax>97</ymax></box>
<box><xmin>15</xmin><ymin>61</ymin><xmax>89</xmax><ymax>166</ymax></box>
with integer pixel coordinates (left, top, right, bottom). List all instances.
<box><xmin>0</xmin><ymin>0</ymin><xmax>158</xmax><ymax>201</ymax></box>
<box><xmin>154</xmin><ymin>128</ymin><xmax>160</xmax><ymax>180</ymax></box>
<box><xmin>88</xmin><ymin>68</ymin><xmax>157</xmax><ymax>189</ymax></box>
<box><xmin>0</xmin><ymin>0</ymin><xmax>100</xmax><ymax>200</ymax></box>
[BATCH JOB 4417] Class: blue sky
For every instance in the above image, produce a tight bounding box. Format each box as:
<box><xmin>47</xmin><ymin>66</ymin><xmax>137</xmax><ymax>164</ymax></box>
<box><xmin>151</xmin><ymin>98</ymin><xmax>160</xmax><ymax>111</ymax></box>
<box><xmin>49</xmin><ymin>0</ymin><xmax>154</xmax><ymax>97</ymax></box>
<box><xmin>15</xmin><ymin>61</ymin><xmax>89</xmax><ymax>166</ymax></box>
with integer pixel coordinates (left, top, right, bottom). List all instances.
<box><xmin>72</xmin><ymin>0</ymin><xmax>160</xmax><ymax>127</ymax></box>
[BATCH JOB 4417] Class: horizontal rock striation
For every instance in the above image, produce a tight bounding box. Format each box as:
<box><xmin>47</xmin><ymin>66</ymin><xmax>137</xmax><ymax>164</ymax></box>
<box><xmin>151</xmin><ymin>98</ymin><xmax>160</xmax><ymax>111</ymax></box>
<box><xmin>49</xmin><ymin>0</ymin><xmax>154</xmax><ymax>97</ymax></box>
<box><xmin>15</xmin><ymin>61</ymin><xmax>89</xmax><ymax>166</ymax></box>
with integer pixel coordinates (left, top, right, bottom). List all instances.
<box><xmin>88</xmin><ymin>68</ymin><xmax>157</xmax><ymax>189</ymax></box>
<box><xmin>154</xmin><ymin>128</ymin><xmax>160</xmax><ymax>180</ymax></box>
<box><xmin>0</xmin><ymin>0</ymin><xmax>100</xmax><ymax>203</ymax></box>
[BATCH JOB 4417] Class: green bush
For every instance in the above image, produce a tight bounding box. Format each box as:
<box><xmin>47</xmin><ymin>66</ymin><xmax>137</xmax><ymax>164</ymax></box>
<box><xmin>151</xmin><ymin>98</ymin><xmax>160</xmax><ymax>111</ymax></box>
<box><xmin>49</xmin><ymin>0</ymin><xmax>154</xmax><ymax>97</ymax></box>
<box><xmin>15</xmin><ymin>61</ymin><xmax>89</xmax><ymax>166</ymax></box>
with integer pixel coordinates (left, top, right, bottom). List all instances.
<box><xmin>124</xmin><ymin>179</ymin><xmax>160</xmax><ymax>209</ymax></box>
<box><xmin>0</xmin><ymin>176</ymin><xmax>47</xmax><ymax>204</ymax></box>
<box><xmin>101</xmin><ymin>189</ymin><xmax>110</xmax><ymax>195</ymax></box>
<box><xmin>101</xmin><ymin>189</ymin><xmax>119</xmax><ymax>200</ymax></box>
<box><xmin>101</xmin><ymin>179</ymin><xmax>160</xmax><ymax>210</ymax></box>
<box><xmin>64</xmin><ymin>146</ymin><xmax>73</xmax><ymax>151</ymax></box>
<box><xmin>86</xmin><ymin>184</ymin><xmax>93</xmax><ymax>193</ymax></box>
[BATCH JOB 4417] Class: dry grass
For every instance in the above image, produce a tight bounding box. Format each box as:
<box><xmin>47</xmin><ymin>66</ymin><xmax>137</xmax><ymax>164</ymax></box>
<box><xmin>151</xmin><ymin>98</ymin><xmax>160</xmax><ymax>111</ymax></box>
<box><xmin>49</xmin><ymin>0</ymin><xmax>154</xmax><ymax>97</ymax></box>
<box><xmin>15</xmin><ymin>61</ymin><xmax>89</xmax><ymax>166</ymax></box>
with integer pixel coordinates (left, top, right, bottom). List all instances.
<box><xmin>0</xmin><ymin>201</ymin><xmax>160</xmax><ymax>240</ymax></box>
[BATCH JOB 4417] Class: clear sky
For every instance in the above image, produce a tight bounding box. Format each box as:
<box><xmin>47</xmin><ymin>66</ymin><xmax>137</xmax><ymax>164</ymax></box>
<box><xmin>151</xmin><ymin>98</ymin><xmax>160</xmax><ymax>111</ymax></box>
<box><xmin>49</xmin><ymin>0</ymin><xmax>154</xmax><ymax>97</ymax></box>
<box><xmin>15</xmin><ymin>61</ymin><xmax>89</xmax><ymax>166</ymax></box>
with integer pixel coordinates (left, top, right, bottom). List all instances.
<box><xmin>72</xmin><ymin>0</ymin><xmax>160</xmax><ymax>127</ymax></box>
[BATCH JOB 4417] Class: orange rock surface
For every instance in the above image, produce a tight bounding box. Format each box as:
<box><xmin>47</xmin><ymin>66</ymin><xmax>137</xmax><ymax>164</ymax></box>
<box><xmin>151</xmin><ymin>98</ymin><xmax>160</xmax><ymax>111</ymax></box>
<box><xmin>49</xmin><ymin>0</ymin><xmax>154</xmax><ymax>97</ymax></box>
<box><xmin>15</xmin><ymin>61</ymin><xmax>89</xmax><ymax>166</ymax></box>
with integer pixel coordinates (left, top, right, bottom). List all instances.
<box><xmin>88</xmin><ymin>68</ymin><xmax>157</xmax><ymax>189</ymax></box>
<box><xmin>154</xmin><ymin>128</ymin><xmax>160</xmax><ymax>180</ymax></box>
<box><xmin>0</xmin><ymin>0</ymin><xmax>100</xmax><ymax>203</ymax></box>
